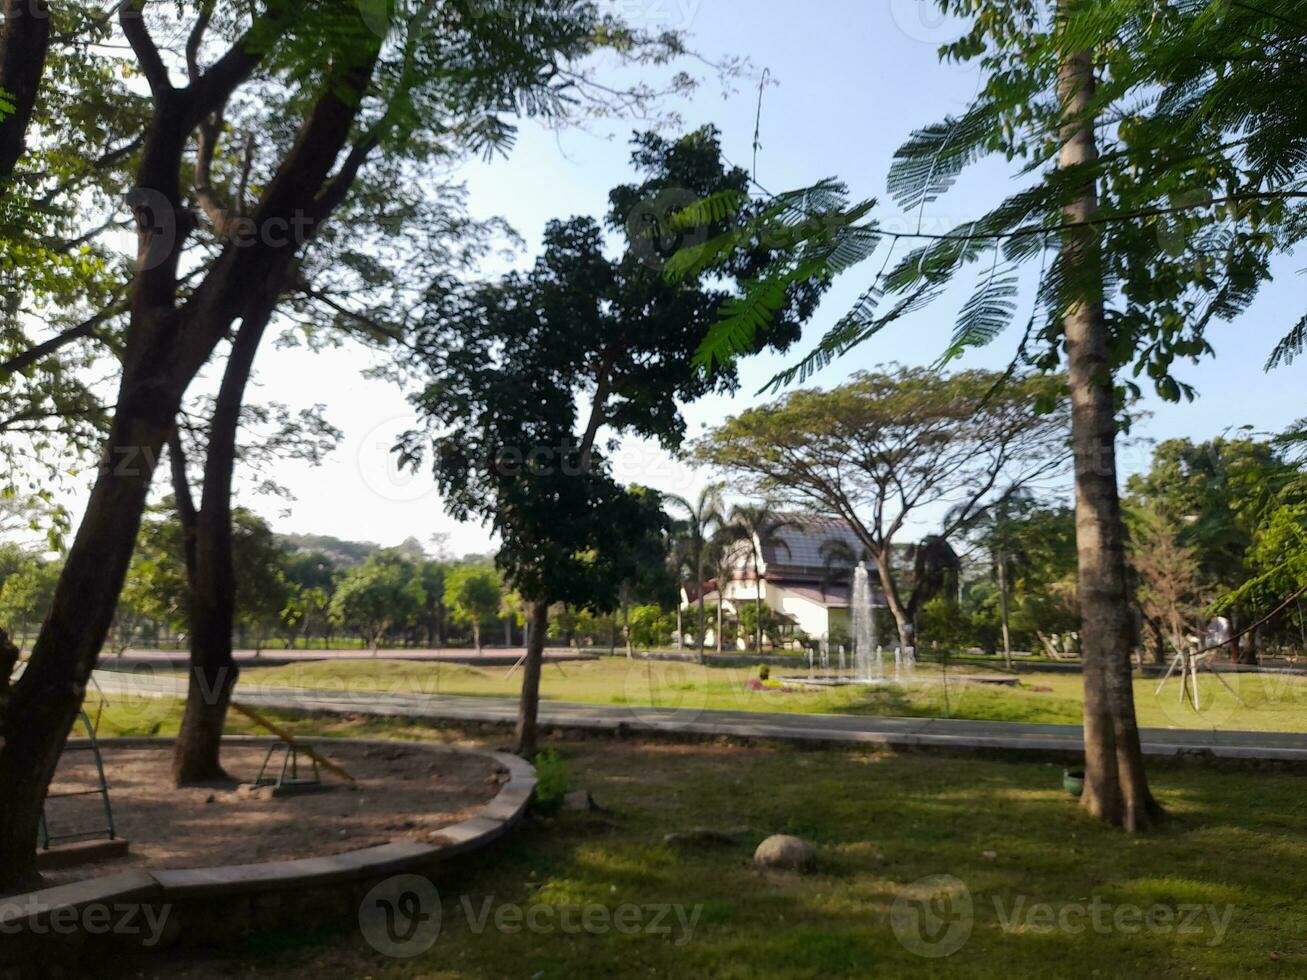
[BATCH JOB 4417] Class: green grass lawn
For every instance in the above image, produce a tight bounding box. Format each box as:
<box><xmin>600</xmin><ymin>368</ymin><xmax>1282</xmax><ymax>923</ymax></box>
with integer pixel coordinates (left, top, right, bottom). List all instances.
<box><xmin>96</xmin><ymin>710</ymin><xmax>1307</xmax><ymax>979</ymax></box>
<box><xmin>228</xmin><ymin>656</ymin><xmax>1307</xmax><ymax>734</ymax></box>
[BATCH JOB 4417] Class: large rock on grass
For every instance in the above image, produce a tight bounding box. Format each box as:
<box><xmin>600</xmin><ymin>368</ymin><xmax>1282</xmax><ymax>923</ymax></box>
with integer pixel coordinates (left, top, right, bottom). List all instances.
<box><xmin>753</xmin><ymin>834</ymin><xmax>816</xmax><ymax>872</ymax></box>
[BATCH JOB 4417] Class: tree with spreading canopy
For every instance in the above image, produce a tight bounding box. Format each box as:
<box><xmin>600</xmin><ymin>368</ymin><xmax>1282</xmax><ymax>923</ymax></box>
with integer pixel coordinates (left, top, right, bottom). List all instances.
<box><xmin>0</xmin><ymin>557</ymin><xmax>59</xmax><ymax>647</ymax></box>
<box><xmin>697</xmin><ymin>367</ymin><xmax>1069</xmax><ymax>655</ymax></box>
<box><xmin>443</xmin><ymin>564</ymin><xmax>502</xmax><ymax>654</ymax></box>
<box><xmin>671</xmin><ymin>0</ymin><xmax>1286</xmax><ymax>832</ymax></box>
<box><xmin>400</xmin><ymin>127</ymin><xmax>823</xmax><ymax>756</ymax></box>
<box><xmin>0</xmin><ymin>0</ymin><xmax>631</xmax><ymax>889</ymax></box>
<box><xmin>329</xmin><ymin>550</ymin><xmax>425</xmax><ymax>655</ymax></box>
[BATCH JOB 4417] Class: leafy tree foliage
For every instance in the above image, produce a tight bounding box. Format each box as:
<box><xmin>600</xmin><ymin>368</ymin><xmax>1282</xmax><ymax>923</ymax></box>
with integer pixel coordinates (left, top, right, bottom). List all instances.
<box><xmin>443</xmin><ymin>564</ymin><xmax>503</xmax><ymax>654</ymax></box>
<box><xmin>697</xmin><ymin>367</ymin><xmax>1069</xmax><ymax>651</ymax></box>
<box><xmin>1127</xmin><ymin>502</ymin><xmax>1205</xmax><ymax>663</ymax></box>
<box><xmin>328</xmin><ymin>550</ymin><xmax>426</xmax><ymax>654</ymax></box>
<box><xmin>401</xmin><ymin>128</ymin><xmax>821</xmax><ymax>754</ymax></box>
<box><xmin>0</xmin><ymin>557</ymin><xmax>59</xmax><ymax>644</ymax></box>
<box><xmin>119</xmin><ymin>510</ymin><xmax>192</xmax><ymax>639</ymax></box>
<box><xmin>1126</xmin><ymin>435</ymin><xmax>1296</xmax><ymax>661</ymax></box>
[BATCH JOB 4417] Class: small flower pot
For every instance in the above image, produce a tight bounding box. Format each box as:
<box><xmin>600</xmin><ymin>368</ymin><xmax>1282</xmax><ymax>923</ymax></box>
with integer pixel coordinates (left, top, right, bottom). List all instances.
<box><xmin>1063</xmin><ymin>769</ymin><xmax>1085</xmax><ymax>797</ymax></box>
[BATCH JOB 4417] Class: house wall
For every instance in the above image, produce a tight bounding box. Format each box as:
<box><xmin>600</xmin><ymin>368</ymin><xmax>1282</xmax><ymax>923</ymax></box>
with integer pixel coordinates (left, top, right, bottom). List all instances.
<box><xmin>775</xmin><ymin>593</ymin><xmax>832</xmax><ymax>639</ymax></box>
<box><xmin>715</xmin><ymin>578</ymin><xmax>853</xmax><ymax>641</ymax></box>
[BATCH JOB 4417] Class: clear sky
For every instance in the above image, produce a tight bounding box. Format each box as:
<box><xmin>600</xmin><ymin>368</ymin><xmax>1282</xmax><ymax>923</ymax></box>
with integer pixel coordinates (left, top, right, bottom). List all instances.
<box><xmin>81</xmin><ymin>0</ymin><xmax>1307</xmax><ymax>556</ymax></box>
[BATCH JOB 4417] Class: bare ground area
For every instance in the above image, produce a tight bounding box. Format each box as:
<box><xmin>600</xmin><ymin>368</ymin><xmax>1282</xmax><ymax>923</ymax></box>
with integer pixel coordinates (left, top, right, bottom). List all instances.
<box><xmin>39</xmin><ymin>742</ymin><xmax>502</xmax><ymax>887</ymax></box>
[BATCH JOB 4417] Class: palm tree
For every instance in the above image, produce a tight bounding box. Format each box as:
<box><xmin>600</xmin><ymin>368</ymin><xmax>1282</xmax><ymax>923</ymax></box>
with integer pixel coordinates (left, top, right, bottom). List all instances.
<box><xmin>666</xmin><ymin>484</ymin><xmax>725</xmax><ymax>661</ymax></box>
<box><xmin>720</xmin><ymin>503</ymin><xmax>796</xmax><ymax>653</ymax></box>
<box><xmin>907</xmin><ymin>536</ymin><xmax>962</xmax><ymax>623</ymax></box>
<box><xmin>705</xmin><ymin>528</ymin><xmax>736</xmax><ymax>654</ymax></box>
<box><xmin>955</xmin><ymin>486</ymin><xmax>1036</xmax><ymax>670</ymax></box>
<box><xmin>666</xmin><ymin>530</ymin><xmax>696</xmax><ymax>653</ymax></box>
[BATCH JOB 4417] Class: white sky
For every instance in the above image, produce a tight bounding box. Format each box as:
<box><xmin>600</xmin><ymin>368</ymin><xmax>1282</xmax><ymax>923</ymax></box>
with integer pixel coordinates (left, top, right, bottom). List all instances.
<box><xmin>39</xmin><ymin>0</ymin><xmax>1307</xmax><ymax>557</ymax></box>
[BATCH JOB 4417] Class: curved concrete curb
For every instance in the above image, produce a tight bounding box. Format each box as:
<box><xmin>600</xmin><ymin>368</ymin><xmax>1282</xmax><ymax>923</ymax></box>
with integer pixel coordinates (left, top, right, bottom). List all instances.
<box><xmin>1</xmin><ymin>736</ymin><xmax>536</xmax><ymax>943</ymax></box>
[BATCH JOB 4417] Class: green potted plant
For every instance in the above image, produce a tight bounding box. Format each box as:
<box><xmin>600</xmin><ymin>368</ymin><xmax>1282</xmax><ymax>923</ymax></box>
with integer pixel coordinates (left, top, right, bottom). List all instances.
<box><xmin>1063</xmin><ymin>768</ymin><xmax>1085</xmax><ymax>797</ymax></box>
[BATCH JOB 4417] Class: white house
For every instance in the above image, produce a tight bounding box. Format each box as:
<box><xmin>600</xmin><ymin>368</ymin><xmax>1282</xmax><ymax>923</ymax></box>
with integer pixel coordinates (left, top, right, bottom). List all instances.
<box><xmin>684</xmin><ymin>514</ymin><xmax>887</xmax><ymax>650</ymax></box>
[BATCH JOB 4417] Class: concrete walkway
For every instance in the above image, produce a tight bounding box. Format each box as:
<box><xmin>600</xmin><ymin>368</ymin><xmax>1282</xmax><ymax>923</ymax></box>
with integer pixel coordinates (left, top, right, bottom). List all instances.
<box><xmin>91</xmin><ymin>670</ymin><xmax>1307</xmax><ymax>763</ymax></box>
<box><xmin>99</xmin><ymin>647</ymin><xmax>596</xmax><ymax>669</ymax></box>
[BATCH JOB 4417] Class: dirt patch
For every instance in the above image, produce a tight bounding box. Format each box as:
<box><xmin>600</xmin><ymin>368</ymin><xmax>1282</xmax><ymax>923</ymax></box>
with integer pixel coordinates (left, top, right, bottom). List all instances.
<box><xmin>40</xmin><ymin>742</ymin><xmax>502</xmax><ymax>886</ymax></box>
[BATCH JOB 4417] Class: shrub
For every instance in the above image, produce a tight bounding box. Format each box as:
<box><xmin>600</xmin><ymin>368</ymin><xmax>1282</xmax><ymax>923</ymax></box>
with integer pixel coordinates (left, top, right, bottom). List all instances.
<box><xmin>531</xmin><ymin>748</ymin><xmax>569</xmax><ymax>815</ymax></box>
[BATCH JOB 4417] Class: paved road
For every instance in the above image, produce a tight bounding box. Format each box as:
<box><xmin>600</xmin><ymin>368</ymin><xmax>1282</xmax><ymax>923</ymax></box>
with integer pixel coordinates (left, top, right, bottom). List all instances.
<box><xmin>98</xmin><ymin>647</ymin><xmax>596</xmax><ymax>669</ymax></box>
<box><xmin>91</xmin><ymin>669</ymin><xmax>1307</xmax><ymax>763</ymax></box>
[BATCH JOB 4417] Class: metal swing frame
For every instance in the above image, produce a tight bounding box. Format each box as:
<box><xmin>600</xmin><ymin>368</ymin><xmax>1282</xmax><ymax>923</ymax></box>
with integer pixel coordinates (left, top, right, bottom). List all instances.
<box><xmin>253</xmin><ymin>741</ymin><xmax>323</xmax><ymax>791</ymax></box>
<box><xmin>39</xmin><ymin>709</ymin><xmax>116</xmax><ymax>850</ymax></box>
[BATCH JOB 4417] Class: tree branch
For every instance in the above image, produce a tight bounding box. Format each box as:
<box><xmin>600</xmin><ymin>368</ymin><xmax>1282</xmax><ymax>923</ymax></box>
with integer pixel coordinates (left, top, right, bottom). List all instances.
<box><xmin>194</xmin><ymin>108</ymin><xmax>236</xmax><ymax>235</ymax></box>
<box><xmin>188</xmin><ymin>5</ymin><xmax>288</xmax><ymax>119</ymax></box>
<box><xmin>119</xmin><ymin>1</ymin><xmax>173</xmax><ymax>96</ymax></box>
<box><xmin>0</xmin><ymin>0</ymin><xmax>51</xmax><ymax>186</ymax></box>
<box><xmin>185</xmin><ymin>1</ymin><xmax>215</xmax><ymax>82</ymax></box>
<box><xmin>0</xmin><ymin>303</ymin><xmax>127</xmax><ymax>378</ymax></box>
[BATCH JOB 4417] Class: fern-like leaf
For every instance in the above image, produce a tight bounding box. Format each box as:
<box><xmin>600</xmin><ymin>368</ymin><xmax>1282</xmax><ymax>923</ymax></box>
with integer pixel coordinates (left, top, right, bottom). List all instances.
<box><xmin>694</xmin><ymin>276</ymin><xmax>792</xmax><ymax>371</ymax></box>
<box><xmin>940</xmin><ymin>266</ymin><xmax>1020</xmax><ymax>365</ymax></box>
<box><xmin>1266</xmin><ymin>313</ymin><xmax>1307</xmax><ymax>371</ymax></box>
<box><xmin>667</xmin><ymin>190</ymin><xmax>749</xmax><ymax>231</ymax></box>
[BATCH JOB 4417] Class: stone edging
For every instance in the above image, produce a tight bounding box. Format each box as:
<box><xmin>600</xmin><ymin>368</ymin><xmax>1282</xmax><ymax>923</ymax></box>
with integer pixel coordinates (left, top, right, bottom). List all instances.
<box><xmin>0</xmin><ymin>736</ymin><xmax>536</xmax><ymax>932</ymax></box>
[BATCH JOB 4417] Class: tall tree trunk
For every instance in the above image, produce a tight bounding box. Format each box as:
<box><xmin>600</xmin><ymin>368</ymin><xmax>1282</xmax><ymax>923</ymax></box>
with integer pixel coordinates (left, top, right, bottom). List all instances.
<box><xmin>1057</xmin><ymin>37</ymin><xmax>1161</xmax><ymax>831</ymax></box>
<box><xmin>696</xmin><ymin>554</ymin><xmax>707</xmax><ymax>663</ymax></box>
<box><xmin>0</xmin><ymin>34</ymin><xmax>383</xmax><ymax>887</ymax></box>
<box><xmin>473</xmin><ymin>621</ymin><xmax>482</xmax><ymax>655</ymax></box>
<box><xmin>1228</xmin><ymin>611</ymin><xmax>1258</xmax><ymax>665</ymax></box>
<box><xmin>516</xmin><ymin>601</ymin><xmax>548</xmax><ymax>758</ymax></box>
<box><xmin>716</xmin><ymin>597</ymin><xmax>723</xmax><ymax>655</ymax></box>
<box><xmin>173</xmin><ymin>310</ymin><xmax>271</xmax><ymax>785</ymax></box>
<box><xmin>0</xmin><ymin>0</ymin><xmax>49</xmax><ymax>188</ymax></box>
<box><xmin>624</xmin><ymin>599</ymin><xmax>633</xmax><ymax>657</ymax></box>
<box><xmin>0</xmin><ymin>379</ymin><xmax>179</xmax><ymax>891</ymax></box>
<box><xmin>872</xmin><ymin>549</ymin><xmax>914</xmax><ymax>653</ymax></box>
<box><xmin>1141</xmin><ymin>612</ymin><xmax>1167</xmax><ymax>665</ymax></box>
<box><xmin>997</xmin><ymin>555</ymin><xmax>1013</xmax><ymax>670</ymax></box>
